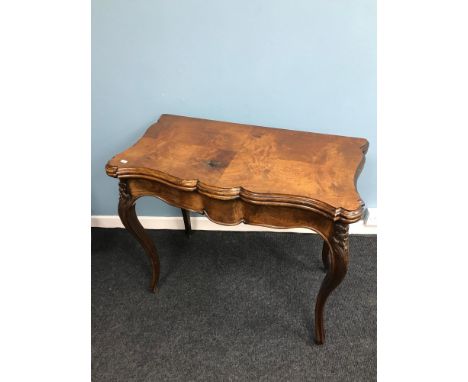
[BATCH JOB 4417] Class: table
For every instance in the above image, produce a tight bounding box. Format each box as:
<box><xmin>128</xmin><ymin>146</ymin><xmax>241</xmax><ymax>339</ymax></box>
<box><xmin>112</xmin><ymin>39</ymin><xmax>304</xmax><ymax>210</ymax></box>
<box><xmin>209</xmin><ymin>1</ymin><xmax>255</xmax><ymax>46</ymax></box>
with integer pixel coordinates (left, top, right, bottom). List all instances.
<box><xmin>105</xmin><ymin>114</ymin><xmax>369</xmax><ymax>344</ymax></box>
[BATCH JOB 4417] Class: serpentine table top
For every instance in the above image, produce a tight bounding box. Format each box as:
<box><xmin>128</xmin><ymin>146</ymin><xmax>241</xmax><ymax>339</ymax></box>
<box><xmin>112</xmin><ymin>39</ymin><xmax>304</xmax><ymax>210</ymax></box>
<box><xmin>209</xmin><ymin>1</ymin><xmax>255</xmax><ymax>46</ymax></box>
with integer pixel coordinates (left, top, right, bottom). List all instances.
<box><xmin>105</xmin><ymin>114</ymin><xmax>369</xmax><ymax>345</ymax></box>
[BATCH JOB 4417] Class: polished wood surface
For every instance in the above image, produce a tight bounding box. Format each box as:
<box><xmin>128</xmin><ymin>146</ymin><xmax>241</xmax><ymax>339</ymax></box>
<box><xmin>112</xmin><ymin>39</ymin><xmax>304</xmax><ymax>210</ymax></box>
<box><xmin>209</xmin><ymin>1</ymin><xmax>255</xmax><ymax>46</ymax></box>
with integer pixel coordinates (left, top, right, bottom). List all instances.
<box><xmin>106</xmin><ymin>114</ymin><xmax>368</xmax><ymax>345</ymax></box>
<box><xmin>107</xmin><ymin>114</ymin><xmax>368</xmax><ymax>222</ymax></box>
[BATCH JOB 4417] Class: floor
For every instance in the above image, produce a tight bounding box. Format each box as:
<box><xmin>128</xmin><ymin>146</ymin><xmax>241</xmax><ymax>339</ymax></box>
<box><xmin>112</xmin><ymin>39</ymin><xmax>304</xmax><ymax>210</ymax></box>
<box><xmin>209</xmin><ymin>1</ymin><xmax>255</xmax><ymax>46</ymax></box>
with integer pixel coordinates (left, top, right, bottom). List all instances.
<box><xmin>92</xmin><ymin>228</ymin><xmax>376</xmax><ymax>381</ymax></box>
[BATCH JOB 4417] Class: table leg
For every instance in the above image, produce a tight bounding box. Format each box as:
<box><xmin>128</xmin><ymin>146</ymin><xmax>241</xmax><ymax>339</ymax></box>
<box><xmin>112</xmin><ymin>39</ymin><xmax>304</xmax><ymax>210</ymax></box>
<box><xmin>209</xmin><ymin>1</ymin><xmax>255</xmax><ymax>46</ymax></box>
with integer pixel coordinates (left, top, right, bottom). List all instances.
<box><xmin>314</xmin><ymin>222</ymin><xmax>349</xmax><ymax>344</ymax></box>
<box><xmin>181</xmin><ymin>208</ymin><xmax>191</xmax><ymax>236</ymax></box>
<box><xmin>321</xmin><ymin>241</ymin><xmax>330</xmax><ymax>272</ymax></box>
<box><xmin>118</xmin><ymin>180</ymin><xmax>160</xmax><ymax>293</ymax></box>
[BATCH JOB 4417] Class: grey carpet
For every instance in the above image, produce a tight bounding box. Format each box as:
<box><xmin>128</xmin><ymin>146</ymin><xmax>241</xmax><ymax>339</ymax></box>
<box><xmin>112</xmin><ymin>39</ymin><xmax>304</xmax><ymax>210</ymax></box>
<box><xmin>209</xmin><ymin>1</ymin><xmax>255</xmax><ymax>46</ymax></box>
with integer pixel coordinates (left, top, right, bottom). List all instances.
<box><xmin>92</xmin><ymin>228</ymin><xmax>376</xmax><ymax>381</ymax></box>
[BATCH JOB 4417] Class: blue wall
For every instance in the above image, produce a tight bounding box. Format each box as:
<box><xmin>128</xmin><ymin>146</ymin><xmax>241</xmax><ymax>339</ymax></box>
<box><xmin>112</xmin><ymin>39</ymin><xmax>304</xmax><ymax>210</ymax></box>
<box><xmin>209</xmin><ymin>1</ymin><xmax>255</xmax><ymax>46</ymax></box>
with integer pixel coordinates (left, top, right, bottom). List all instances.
<box><xmin>92</xmin><ymin>0</ymin><xmax>376</xmax><ymax>216</ymax></box>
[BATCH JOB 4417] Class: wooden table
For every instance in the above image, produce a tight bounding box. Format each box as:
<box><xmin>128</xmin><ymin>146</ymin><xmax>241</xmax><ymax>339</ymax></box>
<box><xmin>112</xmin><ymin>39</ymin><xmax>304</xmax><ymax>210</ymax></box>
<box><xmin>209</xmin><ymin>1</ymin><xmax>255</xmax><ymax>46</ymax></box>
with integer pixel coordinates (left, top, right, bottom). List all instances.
<box><xmin>105</xmin><ymin>114</ymin><xmax>369</xmax><ymax>344</ymax></box>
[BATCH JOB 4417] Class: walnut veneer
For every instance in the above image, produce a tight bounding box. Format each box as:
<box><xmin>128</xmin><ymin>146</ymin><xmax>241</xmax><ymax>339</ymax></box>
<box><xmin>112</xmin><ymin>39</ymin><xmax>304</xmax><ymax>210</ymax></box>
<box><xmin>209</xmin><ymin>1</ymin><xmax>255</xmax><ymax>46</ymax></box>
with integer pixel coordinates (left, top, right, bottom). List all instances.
<box><xmin>106</xmin><ymin>114</ymin><xmax>369</xmax><ymax>345</ymax></box>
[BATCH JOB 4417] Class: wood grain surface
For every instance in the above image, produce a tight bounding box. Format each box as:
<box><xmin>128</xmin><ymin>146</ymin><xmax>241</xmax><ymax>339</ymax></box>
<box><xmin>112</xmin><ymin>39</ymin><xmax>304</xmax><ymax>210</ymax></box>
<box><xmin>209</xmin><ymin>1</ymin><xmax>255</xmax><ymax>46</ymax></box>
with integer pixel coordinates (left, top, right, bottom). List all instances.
<box><xmin>106</xmin><ymin>114</ymin><xmax>368</xmax><ymax>222</ymax></box>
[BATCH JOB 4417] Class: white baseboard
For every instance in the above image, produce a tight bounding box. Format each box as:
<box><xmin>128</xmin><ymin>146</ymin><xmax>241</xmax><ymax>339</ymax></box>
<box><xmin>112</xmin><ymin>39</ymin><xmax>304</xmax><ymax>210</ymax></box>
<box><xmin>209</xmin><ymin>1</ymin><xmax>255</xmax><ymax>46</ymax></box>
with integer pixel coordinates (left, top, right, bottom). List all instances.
<box><xmin>91</xmin><ymin>208</ymin><xmax>377</xmax><ymax>235</ymax></box>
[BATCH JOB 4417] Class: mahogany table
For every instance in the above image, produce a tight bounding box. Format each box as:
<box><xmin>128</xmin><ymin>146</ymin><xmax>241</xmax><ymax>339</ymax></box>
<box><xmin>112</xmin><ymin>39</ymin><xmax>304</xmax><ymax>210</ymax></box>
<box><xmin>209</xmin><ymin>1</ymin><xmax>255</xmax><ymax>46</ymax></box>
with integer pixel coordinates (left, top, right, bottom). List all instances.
<box><xmin>105</xmin><ymin>114</ymin><xmax>369</xmax><ymax>345</ymax></box>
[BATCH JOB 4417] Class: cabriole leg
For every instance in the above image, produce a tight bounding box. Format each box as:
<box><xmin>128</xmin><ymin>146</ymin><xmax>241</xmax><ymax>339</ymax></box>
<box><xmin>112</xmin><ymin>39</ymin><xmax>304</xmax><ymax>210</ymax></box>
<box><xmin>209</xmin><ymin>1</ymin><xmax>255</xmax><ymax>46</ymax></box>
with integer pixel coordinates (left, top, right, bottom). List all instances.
<box><xmin>314</xmin><ymin>222</ymin><xmax>349</xmax><ymax>344</ymax></box>
<box><xmin>118</xmin><ymin>180</ymin><xmax>160</xmax><ymax>293</ymax></box>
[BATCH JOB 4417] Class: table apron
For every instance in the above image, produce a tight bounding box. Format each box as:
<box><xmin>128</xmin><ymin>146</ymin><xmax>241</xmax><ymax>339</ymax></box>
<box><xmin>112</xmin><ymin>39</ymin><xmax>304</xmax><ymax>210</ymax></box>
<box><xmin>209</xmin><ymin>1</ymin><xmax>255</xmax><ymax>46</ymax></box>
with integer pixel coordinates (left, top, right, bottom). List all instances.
<box><xmin>123</xmin><ymin>177</ymin><xmax>335</xmax><ymax>239</ymax></box>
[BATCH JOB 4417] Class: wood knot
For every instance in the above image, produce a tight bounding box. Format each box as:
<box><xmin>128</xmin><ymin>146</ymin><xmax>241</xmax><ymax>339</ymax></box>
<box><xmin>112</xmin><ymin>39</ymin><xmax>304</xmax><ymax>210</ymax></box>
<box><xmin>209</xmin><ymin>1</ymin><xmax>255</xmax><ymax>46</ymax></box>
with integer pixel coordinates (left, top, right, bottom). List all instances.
<box><xmin>207</xmin><ymin>160</ymin><xmax>223</xmax><ymax>168</ymax></box>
